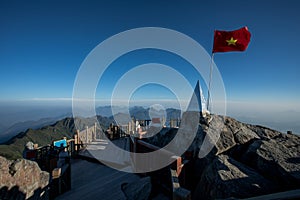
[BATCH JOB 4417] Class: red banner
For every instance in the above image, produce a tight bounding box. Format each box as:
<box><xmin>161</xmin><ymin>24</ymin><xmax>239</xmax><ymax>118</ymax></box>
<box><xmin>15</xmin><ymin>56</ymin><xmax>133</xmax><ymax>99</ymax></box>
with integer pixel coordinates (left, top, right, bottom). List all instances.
<box><xmin>212</xmin><ymin>27</ymin><xmax>251</xmax><ymax>53</ymax></box>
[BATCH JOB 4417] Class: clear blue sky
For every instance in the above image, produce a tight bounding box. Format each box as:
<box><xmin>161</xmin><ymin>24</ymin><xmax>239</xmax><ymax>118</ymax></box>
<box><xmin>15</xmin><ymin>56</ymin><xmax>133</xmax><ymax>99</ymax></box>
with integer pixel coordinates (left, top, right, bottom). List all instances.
<box><xmin>0</xmin><ymin>0</ymin><xmax>300</xmax><ymax>132</ymax></box>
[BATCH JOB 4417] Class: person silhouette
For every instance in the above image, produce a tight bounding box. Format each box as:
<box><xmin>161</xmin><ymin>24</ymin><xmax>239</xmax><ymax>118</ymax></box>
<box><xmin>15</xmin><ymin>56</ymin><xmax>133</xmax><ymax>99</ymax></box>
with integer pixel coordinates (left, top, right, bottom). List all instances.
<box><xmin>57</xmin><ymin>144</ymin><xmax>69</xmax><ymax>168</ymax></box>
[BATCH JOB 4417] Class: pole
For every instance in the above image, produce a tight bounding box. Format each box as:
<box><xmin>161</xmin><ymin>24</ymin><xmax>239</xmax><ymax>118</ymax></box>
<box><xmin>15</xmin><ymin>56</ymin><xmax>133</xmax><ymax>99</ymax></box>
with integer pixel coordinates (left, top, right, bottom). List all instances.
<box><xmin>207</xmin><ymin>53</ymin><xmax>215</xmax><ymax>111</ymax></box>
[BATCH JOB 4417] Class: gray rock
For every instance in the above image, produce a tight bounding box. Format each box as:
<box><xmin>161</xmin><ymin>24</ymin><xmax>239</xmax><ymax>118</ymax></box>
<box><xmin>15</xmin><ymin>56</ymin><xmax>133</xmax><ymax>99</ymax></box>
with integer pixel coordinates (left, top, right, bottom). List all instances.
<box><xmin>233</xmin><ymin>126</ymin><xmax>260</xmax><ymax>144</ymax></box>
<box><xmin>247</xmin><ymin>124</ymin><xmax>281</xmax><ymax>140</ymax></box>
<box><xmin>208</xmin><ymin>115</ymin><xmax>236</xmax><ymax>155</ymax></box>
<box><xmin>197</xmin><ymin>116</ymin><xmax>259</xmax><ymax>156</ymax></box>
<box><xmin>242</xmin><ymin>134</ymin><xmax>300</xmax><ymax>189</ymax></box>
<box><xmin>141</xmin><ymin>113</ymin><xmax>300</xmax><ymax>199</ymax></box>
<box><xmin>0</xmin><ymin>156</ymin><xmax>49</xmax><ymax>199</ymax></box>
<box><xmin>189</xmin><ymin>114</ymin><xmax>300</xmax><ymax>199</ymax></box>
<box><xmin>193</xmin><ymin>155</ymin><xmax>278</xmax><ymax>200</ymax></box>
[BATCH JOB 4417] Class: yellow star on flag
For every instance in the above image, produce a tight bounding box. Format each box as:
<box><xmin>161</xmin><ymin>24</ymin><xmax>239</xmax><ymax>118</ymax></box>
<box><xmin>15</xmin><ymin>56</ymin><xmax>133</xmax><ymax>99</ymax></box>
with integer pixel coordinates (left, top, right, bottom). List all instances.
<box><xmin>226</xmin><ymin>37</ymin><xmax>238</xmax><ymax>46</ymax></box>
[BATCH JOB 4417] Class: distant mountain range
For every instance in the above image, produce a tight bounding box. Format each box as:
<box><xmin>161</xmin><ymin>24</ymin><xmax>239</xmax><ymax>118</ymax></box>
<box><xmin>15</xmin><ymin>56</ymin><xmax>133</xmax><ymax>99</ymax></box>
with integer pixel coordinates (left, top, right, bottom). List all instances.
<box><xmin>0</xmin><ymin>115</ymin><xmax>112</xmax><ymax>160</ymax></box>
<box><xmin>2</xmin><ymin>105</ymin><xmax>298</xmax><ymax>160</ymax></box>
<box><xmin>0</xmin><ymin>106</ymin><xmax>180</xmax><ymax>160</ymax></box>
<box><xmin>0</xmin><ymin>115</ymin><xmax>71</xmax><ymax>143</ymax></box>
<box><xmin>6</xmin><ymin>105</ymin><xmax>297</xmax><ymax>162</ymax></box>
<box><xmin>98</xmin><ymin>105</ymin><xmax>181</xmax><ymax>124</ymax></box>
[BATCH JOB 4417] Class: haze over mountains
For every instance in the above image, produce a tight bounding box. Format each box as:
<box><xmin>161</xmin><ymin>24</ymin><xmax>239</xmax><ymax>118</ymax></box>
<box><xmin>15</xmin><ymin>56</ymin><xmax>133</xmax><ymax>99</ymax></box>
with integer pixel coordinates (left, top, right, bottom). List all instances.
<box><xmin>0</xmin><ymin>105</ymin><xmax>181</xmax><ymax>143</ymax></box>
<box><xmin>97</xmin><ymin>105</ymin><xmax>181</xmax><ymax>121</ymax></box>
<box><xmin>226</xmin><ymin>102</ymin><xmax>300</xmax><ymax>135</ymax></box>
<box><xmin>0</xmin><ymin>104</ymin><xmax>73</xmax><ymax>143</ymax></box>
<box><xmin>0</xmin><ymin>105</ymin><xmax>181</xmax><ymax>159</ymax></box>
<box><xmin>0</xmin><ymin>104</ymin><xmax>299</xmax><ymax>144</ymax></box>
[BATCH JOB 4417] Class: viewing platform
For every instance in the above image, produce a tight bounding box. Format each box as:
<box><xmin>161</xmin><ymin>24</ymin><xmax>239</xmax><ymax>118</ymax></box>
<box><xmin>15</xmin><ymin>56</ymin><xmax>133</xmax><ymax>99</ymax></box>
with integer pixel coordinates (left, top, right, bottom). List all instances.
<box><xmin>78</xmin><ymin>138</ymin><xmax>132</xmax><ymax>170</ymax></box>
<box><xmin>56</xmin><ymin>159</ymin><xmax>140</xmax><ymax>200</ymax></box>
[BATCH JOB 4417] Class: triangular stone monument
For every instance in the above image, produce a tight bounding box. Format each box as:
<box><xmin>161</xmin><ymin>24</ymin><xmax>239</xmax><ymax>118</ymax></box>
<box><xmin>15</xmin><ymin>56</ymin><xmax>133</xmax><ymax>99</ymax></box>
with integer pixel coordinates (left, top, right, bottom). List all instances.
<box><xmin>186</xmin><ymin>80</ymin><xmax>208</xmax><ymax>116</ymax></box>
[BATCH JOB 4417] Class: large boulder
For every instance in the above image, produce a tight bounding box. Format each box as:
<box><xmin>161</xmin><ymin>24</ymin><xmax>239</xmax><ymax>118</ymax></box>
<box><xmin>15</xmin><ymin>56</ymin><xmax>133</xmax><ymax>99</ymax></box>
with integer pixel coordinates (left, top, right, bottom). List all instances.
<box><xmin>247</xmin><ymin>124</ymin><xmax>281</xmax><ymax>140</ymax></box>
<box><xmin>0</xmin><ymin>156</ymin><xmax>49</xmax><ymax>199</ymax></box>
<box><xmin>213</xmin><ymin>116</ymin><xmax>236</xmax><ymax>155</ymax></box>
<box><xmin>242</xmin><ymin>133</ymin><xmax>300</xmax><ymax>189</ymax></box>
<box><xmin>230</xmin><ymin>119</ymin><xmax>260</xmax><ymax>144</ymax></box>
<box><xmin>193</xmin><ymin>115</ymin><xmax>261</xmax><ymax>158</ymax></box>
<box><xmin>193</xmin><ymin>155</ymin><xmax>278</xmax><ymax>200</ymax></box>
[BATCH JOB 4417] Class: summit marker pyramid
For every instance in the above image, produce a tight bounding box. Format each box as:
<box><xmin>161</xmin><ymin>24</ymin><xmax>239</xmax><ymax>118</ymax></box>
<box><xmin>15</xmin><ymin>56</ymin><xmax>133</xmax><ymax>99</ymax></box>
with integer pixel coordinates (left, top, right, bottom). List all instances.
<box><xmin>187</xmin><ymin>80</ymin><xmax>208</xmax><ymax>115</ymax></box>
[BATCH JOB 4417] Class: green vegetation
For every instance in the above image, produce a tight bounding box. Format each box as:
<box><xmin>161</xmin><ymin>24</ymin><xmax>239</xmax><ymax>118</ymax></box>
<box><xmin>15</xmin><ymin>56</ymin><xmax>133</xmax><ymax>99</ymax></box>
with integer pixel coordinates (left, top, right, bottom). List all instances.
<box><xmin>0</xmin><ymin>118</ymin><xmax>75</xmax><ymax>160</ymax></box>
<box><xmin>0</xmin><ymin>116</ymin><xmax>112</xmax><ymax>160</ymax></box>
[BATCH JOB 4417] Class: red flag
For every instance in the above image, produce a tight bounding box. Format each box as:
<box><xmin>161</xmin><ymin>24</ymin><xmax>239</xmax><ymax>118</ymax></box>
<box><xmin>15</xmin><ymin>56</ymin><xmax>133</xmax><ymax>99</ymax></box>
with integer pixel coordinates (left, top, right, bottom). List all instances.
<box><xmin>212</xmin><ymin>26</ymin><xmax>251</xmax><ymax>53</ymax></box>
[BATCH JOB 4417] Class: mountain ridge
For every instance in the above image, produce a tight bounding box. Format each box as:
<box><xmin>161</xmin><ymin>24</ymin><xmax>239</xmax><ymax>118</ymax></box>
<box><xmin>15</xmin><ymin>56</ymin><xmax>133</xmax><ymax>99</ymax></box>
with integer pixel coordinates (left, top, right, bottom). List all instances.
<box><xmin>0</xmin><ymin>114</ymin><xmax>72</xmax><ymax>143</ymax></box>
<box><xmin>0</xmin><ymin>115</ymin><xmax>112</xmax><ymax>160</ymax></box>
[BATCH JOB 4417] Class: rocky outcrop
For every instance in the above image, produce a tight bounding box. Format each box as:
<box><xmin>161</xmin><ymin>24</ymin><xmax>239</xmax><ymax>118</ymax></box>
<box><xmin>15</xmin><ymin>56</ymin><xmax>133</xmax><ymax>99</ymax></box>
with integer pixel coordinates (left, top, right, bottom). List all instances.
<box><xmin>190</xmin><ymin>115</ymin><xmax>300</xmax><ymax>199</ymax></box>
<box><xmin>145</xmin><ymin>113</ymin><xmax>300</xmax><ymax>199</ymax></box>
<box><xmin>193</xmin><ymin>155</ymin><xmax>278</xmax><ymax>199</ymax></box>
<box><xmin>0</xmin><ymin>156</ymin><xmax>49</xmax><ymax>199</ymax></box>
<box><xmin>241</xmin><ymin>134</ymin><xmax>300</xmax><ymax>189</ymax></box>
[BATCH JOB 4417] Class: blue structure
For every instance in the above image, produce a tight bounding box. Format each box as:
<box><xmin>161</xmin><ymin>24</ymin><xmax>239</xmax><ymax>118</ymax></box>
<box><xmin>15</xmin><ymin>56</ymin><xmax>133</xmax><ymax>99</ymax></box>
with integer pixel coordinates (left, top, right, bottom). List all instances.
<box><xmin>53</xmin><ymin>139</ymin><xmax>67</xmax><ymax>148</ymax></box>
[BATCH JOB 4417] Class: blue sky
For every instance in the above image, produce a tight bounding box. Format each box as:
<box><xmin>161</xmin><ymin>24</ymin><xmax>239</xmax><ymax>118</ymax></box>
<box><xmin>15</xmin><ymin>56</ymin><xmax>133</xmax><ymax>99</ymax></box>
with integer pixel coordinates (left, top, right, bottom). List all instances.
<box><xmin>0</xmin><ymin>0</ymin><xmax>300</xmax><ymax>133</ymax></box>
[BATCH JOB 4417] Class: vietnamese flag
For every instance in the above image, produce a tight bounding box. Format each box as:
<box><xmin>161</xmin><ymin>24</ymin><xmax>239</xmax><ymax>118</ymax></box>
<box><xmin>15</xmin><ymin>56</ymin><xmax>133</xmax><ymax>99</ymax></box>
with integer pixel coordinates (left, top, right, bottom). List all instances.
<box><xmin>212</xmin><ymin>27</ymin><xmax>251</xmax><ymax>53</ymax></box>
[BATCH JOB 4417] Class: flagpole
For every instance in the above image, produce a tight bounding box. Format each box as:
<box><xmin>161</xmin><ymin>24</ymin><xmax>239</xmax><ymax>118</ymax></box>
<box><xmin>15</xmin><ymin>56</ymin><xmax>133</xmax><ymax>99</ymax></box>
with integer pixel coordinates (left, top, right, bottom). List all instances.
<box><xmin>207</xmin><ymin>53</ymin><xmax>215</xmax><ymax>111</ymax></box>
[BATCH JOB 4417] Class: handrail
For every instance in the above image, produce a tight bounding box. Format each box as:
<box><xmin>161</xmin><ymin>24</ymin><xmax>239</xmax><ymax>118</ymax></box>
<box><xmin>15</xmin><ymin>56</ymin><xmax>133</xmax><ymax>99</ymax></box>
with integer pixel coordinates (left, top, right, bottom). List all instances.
<box><xmin>129</xmin><ymin>137</ymin><xmax>191</xmax><ymax>200</ymax></box>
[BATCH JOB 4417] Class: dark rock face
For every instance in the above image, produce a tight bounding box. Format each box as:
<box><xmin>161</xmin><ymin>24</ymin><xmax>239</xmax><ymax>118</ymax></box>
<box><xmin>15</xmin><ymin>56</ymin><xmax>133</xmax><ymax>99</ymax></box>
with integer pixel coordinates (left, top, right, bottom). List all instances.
<box><xmin>190</xmin><ymin>115</ymin><xmax>300</xmax><ymax>199</ymax></box>
<box><xmin>0</xmin><ymin>156</ymin><xmax>49</xmax><ymax>199</ymax></box>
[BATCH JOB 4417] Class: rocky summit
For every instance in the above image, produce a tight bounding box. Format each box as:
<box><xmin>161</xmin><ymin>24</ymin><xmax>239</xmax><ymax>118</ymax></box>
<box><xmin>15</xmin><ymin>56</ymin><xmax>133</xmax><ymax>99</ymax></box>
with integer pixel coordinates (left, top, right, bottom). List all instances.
<box><xmin>146</xmin><ymin>114</ymin><xmax>300</xmax><ymax>199</ymax></box>
<box><xmin>193</xmin><ymin>115</ymin><xmax>300</xmax><ymax>199</ymax></box>
<box><xmin>0</xmin><ymin>113</ymin><xmax>299</xmax><ymax>199</ymax></box>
